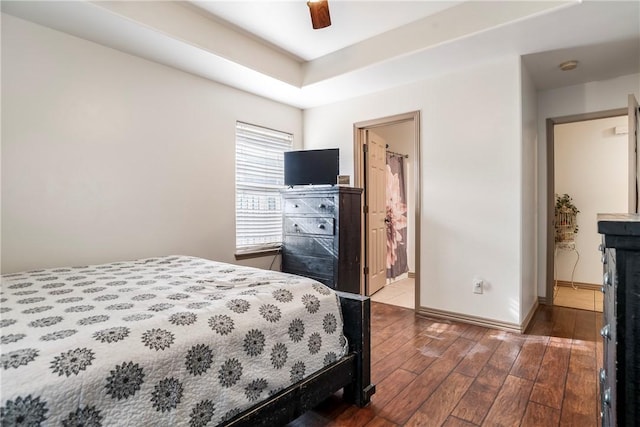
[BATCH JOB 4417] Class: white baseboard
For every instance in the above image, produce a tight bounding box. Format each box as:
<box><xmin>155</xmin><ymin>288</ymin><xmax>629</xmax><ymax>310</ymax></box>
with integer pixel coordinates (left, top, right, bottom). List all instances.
<box><xmin>416</xmin><ymin>306</ymin><xmax>524</xmax><ymax>333</ymax></box>
<box><xmin>554</xmin><ymin>280</ymin><xmax>600</xmax><ymax>291</ymax></box>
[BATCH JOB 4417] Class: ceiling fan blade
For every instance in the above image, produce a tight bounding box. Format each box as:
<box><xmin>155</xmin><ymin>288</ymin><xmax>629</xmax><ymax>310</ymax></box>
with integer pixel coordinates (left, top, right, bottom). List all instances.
<box><xmin>308</xmin><ymin>0</ymin><xmax>331</xmax><ymax>29</ymax></box>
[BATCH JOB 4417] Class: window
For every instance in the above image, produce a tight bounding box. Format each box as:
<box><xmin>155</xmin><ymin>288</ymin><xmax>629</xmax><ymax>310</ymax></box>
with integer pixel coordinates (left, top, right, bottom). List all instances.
<box><xmin>235</xmin><ymin>122</ymin><xmax>292</xmax><ymax>254</ymax></box>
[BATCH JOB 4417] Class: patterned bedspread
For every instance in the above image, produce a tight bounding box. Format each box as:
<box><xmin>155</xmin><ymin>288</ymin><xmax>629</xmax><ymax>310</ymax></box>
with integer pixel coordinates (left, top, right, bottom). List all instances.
<box><xmin>0</xmin><ymin>256</ymin><xmax>348</xmax><ymax>426</ymax></box>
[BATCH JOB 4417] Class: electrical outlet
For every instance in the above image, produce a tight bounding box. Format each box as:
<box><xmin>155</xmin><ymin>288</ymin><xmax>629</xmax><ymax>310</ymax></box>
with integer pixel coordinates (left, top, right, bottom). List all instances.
<box><xmin>473</xmin><ymin>279</ymin><xmax>483</xmax><ymax>294</ymax></box>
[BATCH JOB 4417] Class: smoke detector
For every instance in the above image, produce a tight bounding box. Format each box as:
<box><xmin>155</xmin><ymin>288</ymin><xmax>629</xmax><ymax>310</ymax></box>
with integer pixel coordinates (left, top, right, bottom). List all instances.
<box><xmin>559</xmin><ymin>60</ymin><xmax>579</xmax><ymax>71</ymax></box>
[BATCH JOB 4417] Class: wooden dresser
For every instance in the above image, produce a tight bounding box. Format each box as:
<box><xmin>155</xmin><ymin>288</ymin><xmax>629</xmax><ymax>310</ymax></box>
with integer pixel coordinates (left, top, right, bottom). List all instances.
<box><xmin>597</xmin><ymin>214</ymin><xmax>640</xmax><ymax>427</ymax></box>
<box><xmin>281</xmin><ymin>186</ymin><xmax>362</xmax><ymax>294</ymax></box>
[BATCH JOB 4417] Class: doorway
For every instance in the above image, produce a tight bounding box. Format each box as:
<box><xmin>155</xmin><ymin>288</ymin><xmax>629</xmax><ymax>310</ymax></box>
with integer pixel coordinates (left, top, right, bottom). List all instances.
<box><xmin>545</xmin><ymin>95</ymin><xmax>638</xmax><ymax>306</ymax></box>
<box><xmin>353</xmin><ymin>111</ymin><xmax>420</xmax><ymax>310</ymax></box>
<box><xmin>552</xmin><ymin>115</ymin><xmax>628</xmax><ymax>312</ymax></box>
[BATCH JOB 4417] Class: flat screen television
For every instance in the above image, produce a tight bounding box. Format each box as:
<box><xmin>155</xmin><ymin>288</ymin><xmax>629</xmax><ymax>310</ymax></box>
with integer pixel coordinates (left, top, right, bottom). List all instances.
<box><xmin>284</xmin><ymin>148</ymin><xmax>339</xmax><ymax>186</ymax></box>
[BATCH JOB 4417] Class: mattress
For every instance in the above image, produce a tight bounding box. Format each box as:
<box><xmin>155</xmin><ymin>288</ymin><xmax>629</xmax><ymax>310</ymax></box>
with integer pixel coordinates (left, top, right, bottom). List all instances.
<box><xmin>0</xmin><ymin>256</ymin><xmax>348</xmax><ymax>426</ymax></box>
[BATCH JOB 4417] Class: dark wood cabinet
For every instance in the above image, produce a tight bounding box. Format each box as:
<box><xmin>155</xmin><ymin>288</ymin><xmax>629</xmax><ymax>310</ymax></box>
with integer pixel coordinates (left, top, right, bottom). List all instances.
<box><xmin>282</xmin><ymin>186</ymin><xmax>362</xmax><ymax>294</ymax></box>
<box><xmin>597</xmin><ymin>214</ymin><xmax>640</xmax><ymax>427</ymax></box>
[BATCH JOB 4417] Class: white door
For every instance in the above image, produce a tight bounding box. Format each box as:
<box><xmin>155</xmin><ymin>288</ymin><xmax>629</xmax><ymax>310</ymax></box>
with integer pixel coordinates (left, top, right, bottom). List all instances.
<box><xmin>629</xmin><ymin>94</ymin><xmax>639</xmax><ymax>213</ymax></box>
<box><xmin>366</xmin><ymin>130</ymin><xmax>387</xmax><ymax>295</ymax></box>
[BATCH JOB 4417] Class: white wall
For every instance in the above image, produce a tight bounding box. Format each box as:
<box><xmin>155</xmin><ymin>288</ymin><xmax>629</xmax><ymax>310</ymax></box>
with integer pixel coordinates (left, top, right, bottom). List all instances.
<box><xmin>554</xmin><ymin>116</ymin><xmax>628</xmax><ymax>284</ymax></box>
<box><xmin>372</xmin><ymin>122</ymin><xmax>415</xmax><ymax>273</ymax></box>
<box><xmin>304</xmin><ymin>57</ymin><xmax>526</xmax><ymax>325</ymax></box>
<box><xmin>536</xmin><ymin>73</ymin><xmax>640</xmax><ymax>298</ymax></box>
<box><xmin>1</xmin><ymin>14</ymin><xmax>303</xmax><ymax>273</ymax></box>
<box><xmin>520</xmin><ymin>61</ymin><xmax>538</xmax><ymax>323</ymax></box>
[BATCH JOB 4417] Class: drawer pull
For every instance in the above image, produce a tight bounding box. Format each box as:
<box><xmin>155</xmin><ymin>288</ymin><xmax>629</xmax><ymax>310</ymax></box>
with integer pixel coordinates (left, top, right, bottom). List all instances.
<box><xmin>603</xmin><ymin>388</ymin><xmax>611</xmax><ymax>405</ymax></box>
<box><xmin>601</xmin><ymin>285</ymin><xmax>605</xmax><ymax>294</ymax></box>
<box><xmin>598</xmin><ymin>243</ymin><xmax>605</xmax><ymax>252</ymax></box>
<box><xmin>294</xmin><ymin>204</ymin><xmax>299</xmax><ymax>208</ymax></box>
<box><xmin>318</xmin><ymin>223</ymin><xmax>325</xmax><ymax>230</ymax></box>
<box><xmin>601</xmin><ymin>254</ymin><xmax>607</xmax><ymax>264</ymax></box>
<box><xmin>604</xmin><ymin>272</ymin><xmax>611</xmax><ymax>286</ymax></box>
<box><xmin>318</xmin><ymin>203</ymin><xmax>326</xmax><ymax>209</ymax></box>
<box><xmin>599</xmin><ymin>368</ymin><xmax>606</xmax><ymax>383</ymax></box>
<box><xmin>600</xmin><ymin>324</ymin><xmax>611</xmax><ymax>339</ymax></box>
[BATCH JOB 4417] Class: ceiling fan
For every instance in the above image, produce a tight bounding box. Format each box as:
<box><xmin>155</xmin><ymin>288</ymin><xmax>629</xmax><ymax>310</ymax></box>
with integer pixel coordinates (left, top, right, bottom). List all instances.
<box><xmin>307</xmin><ymin>0</ymin><xmax>331</xmax><ymax>29</ymax></box>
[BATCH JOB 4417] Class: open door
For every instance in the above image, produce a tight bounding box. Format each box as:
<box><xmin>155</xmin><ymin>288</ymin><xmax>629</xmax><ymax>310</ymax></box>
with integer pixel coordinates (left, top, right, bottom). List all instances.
<box><xmin>630</xmin><ymin>94</ymin><xmax>639</xmax><ymax>213</ymax></box>
<box><xmin>365</xmin><ymin>130</ymin><xmax>387</xmax><ymax>296</ymax></box>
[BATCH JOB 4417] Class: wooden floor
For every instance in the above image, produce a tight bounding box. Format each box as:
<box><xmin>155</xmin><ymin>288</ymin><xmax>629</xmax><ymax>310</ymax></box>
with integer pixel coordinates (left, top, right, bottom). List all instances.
<box><xmin>289</xmin><ymin>302</ymin><xmax>602</xmax><ymax>427</ymax></box>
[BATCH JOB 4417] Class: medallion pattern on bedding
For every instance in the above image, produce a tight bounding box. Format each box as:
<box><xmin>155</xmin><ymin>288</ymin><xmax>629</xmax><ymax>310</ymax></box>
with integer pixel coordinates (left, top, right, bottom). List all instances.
<box><xmin>0</xmin><ymin>256</ymin><xmax>348</xmax><ymax>426</ymax></box>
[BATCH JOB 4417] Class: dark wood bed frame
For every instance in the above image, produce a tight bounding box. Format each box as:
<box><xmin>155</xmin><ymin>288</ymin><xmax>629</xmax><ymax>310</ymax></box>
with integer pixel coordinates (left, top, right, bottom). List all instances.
<box><xmin>225</xmin><ymin>291</ymin><xmax>375</xmax><ymax>426</ymax></box>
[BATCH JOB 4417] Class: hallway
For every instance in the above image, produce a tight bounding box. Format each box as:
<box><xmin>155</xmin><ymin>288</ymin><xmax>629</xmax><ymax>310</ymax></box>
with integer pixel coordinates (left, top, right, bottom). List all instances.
<box><xmin>554</xmin><ymin>285</ymin><xmax>603</xmax><ymax>312</ymax></box>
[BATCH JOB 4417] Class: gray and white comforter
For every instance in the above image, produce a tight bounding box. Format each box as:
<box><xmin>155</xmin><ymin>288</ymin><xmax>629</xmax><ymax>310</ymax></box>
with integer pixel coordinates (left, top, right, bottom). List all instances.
<box><xmin>0</xmin><ymin>256</ymin><xmax>348</xmax><ymax>426</ymax></box>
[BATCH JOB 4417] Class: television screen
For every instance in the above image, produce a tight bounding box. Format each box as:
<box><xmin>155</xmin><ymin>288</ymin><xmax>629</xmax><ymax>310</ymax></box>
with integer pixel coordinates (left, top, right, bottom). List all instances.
<box><xmin>284</xmin><ymin>149</ymin><xmax>339</xmax><ymax>186</ymax></box>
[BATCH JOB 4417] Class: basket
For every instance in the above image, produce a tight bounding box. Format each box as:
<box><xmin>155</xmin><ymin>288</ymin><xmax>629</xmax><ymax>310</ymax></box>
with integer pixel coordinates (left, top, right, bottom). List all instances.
<box><xmin>555</xmin><ymin>206</ymin><xmax>577</xmax><ymax>246</ymax></box>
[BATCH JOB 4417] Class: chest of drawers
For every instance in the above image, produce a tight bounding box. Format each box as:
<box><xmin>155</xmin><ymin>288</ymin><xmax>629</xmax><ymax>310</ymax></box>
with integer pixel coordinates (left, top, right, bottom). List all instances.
<box><xmin>597</xmin><ymin>214</ymin><xmax>640</xmax><ymax>427</ymax></box>
<box><xmin>281</xmin><ymin>186</ymin><xmax>362</xmax><ymax>294</ymax></box>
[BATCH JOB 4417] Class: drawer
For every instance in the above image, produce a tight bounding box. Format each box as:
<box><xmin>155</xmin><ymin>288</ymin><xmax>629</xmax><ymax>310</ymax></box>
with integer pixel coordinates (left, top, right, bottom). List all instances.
<box><xmin>284</xmin><ymin>216</ymin><xmax>334</xmax><ymax>236</ymax></box>
<box><xmin>283</xmin><ymin>235</ymin><xmax>334</xmax><ymax>258</ymax></box>
<box><xmin>282</xmin><ymin>253</ymin><xmax>334</xmax><ymax>279</ymax></box>
<box><xmin>283</xmin><ymin>197</ymin><xmax>335</xmax><ymax>215</ymax></box>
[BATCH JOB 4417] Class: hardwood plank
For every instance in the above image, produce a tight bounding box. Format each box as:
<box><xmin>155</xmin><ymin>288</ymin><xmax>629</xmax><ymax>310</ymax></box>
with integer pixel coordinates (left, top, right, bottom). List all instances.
<box><xmin>559</xmin><ymin>340</ymin><xmax>597</xmax><ymax>426</ymax></box>
<box><xmin>363</xmin><ymin>416</ymin><xmax>399</xmax><ymax>427</ymax></box>
<box><xmin>594</xmin><ymin>310</ymin><xmax>603</xmax><ymax>422</ymax></box>
<box><xmin>399</xmin><ymin>328</ymin><xmax>460</xmax><ymax>375</ymax></box>
<box><xmin>372</xmin><ymin>332</ymin><xmax>416</xmax><ymax>365</ymax></box>
<box><xmin>526</xmin><ymin>305</ymin><xmax>554</xmax><ymax>336</ymax></box>
<box><xmin>298</xmin><ymin>303</ymin><xmax>603</xmax><ymax>427</ymax></box>
<box><xmin>483</xmin><ymin>375</ymin><xmax>534</xmax><ymax>426</ymax></box>
<box><xmin>521</xmin><ymin>401</ymin><xmax>561</xmax><ymax>427</ymax></box>
<box><xmin>573</xmin><ymin>309</ymin><xmax>596</xmax><ymax>342</ymax></box>
<box><xmin>372</xmin><ymin>313</ymin><xmax>434</xmax><ymax>357</ymax></box>
<box><xmin>442</xmin><ymin>416</ymin><xmax>478</xmax><ymax>427</ymax></box>
<box><xmin>379</xmin><ymin>337</ymin><xmax>475</xmax><ymax>425</ymax></box>
<box><xmin>372</xmin><ymin>334</ymin><xmax>432</xmax><ymax>384</ymax></box>
<box><xmin>510</xmin><ymin>334</ymin><xmax>549</xmax><ymax>381</ymax></box>
<box><xmin>372</xmin><ymin>312</ymin><xmax>416</xmax><ymax>352</ymax></box>
<box><xmin>327</xmin><ymin>405</ymin><xmax>375</xmax><ymax>427</ymax></box>
<box><xmin>451</xmin><ymin>335</ymin><xmax>524</xmax><ymax>425</ymax></box>
<box><xmin>450</xmin><ymin>373</ymin><xmax>499</xmax><ymax>425</ymax></box>
<box><xmin>486</xmin><ymin>331</ymin><xmax>526</xmax><ymax>372</ymax></box>
<box><xmin>551</xmin><ymin>306</ymin><xmax>577</xmax><ymax>339</ymax></box>
<box><xmin>530</xmin><ymin>337</ymin><xmax>572</xmax><ymax>409</ymax></box>
<box><xmin>460</xmin><ymin>324</ymin><xmax>487</xmax><ymax>341</ymax></box>
<box><xmin>454</xmin><ymin>329</ymin><xmax>502</xmax><ymax>378</ymax></box>
<box><xmin>405</xmin><ymin>372</ymin><xmax>474</xmax><ymax>427</ymax></box>
<box><xmin>370</xmin><ymin>368</ymin><xmax>417</xmax><ymax>410</ymax></box>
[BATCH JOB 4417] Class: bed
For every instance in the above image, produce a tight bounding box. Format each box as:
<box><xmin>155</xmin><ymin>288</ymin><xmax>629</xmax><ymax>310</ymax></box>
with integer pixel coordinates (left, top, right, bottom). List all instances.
<box><xmin>0</xmin><ymin>255</ymin><xmax>374</xmax><ymax>426</ymax></box>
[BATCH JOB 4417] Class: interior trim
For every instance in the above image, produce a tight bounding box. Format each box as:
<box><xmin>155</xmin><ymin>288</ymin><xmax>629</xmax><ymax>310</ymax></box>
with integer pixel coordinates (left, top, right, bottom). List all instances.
<box><xmin>353</xmin><ymin>111</ymin><xmax>421</xmax><ymax>301</ymax></box>
<box><xmin>544</xmin><ymin>107</ymin><xmax>627</xmax><ymax>307</ymax></box>
<box><xmin>521</xmin><ymin>299</ymin><xmax>539</xmax><ymax>333</ymax></box>
<box><xmin>554</xmin><ymin>280</ymin><xmax>601</xmax><ymax>291</ymax></box>
<box><xmin>416</xmin><ymin>306</ymin><xmax>524</xmax><ymax>334</ymax></box>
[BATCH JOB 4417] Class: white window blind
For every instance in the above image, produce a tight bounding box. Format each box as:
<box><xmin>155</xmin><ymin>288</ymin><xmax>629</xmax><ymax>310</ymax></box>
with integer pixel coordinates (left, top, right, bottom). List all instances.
<box><xmin>235</xmin><ymin>122</ymin><xmax>292</xmax><ymax>254</ymax></box>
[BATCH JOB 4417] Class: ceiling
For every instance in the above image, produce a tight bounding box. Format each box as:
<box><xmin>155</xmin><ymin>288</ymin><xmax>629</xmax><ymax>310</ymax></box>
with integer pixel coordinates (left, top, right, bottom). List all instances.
<box><xmin>2</xmin><ymin>1</ymin><xmax>639</xmax><ymax>108</ymax></box>
<box><xmin>190</xmin><ymin>1</ymin><xmax>464</xmax><ymax>61</ymax></box>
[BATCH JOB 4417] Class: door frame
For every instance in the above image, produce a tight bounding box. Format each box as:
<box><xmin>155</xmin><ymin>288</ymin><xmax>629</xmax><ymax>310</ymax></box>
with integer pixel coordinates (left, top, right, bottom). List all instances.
<box><xmin>353</xmin><ymin>111</ymin><xmax>421</xmax><ymax>309</ymax></box>
<box><xmin>544</xmin><ymin>107</ymin><xmax>627</xmax><ymax>305</ymax></box>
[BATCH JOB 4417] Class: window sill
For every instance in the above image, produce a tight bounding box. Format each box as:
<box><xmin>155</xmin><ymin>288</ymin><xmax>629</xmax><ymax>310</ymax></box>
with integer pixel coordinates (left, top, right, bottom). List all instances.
<box><xmin>234</xmin><ymin>248</ymin><xmax>281</xmax><ymax>261</ymax></box>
